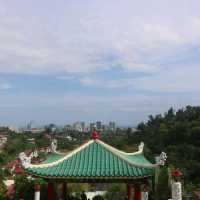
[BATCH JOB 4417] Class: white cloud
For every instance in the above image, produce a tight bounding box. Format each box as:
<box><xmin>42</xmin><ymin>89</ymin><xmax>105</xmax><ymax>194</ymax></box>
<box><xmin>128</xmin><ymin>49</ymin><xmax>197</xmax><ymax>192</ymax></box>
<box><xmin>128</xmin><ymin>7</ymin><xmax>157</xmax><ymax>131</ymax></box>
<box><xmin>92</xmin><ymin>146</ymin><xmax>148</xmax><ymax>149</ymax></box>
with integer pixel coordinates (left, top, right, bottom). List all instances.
<box><xmin>79</xmin><ymin>76</ymin><xmax>133</xmax><ymax>88</ymax></box>
<box><xmin>133</xmin><ymin>66</ymin><xmax>200</xmax><ymax>92</ymax></box>
<box><xmin>79</xmin><ymin>65</ymin><xmax>200</xmax><ymax>93</ymax></box>
<box><xmin>0</xmin><ymin>1</ymin><xmax>200</xmax><ymax>75</ymax></box>
<box><xmin>56</xmin><ymin>76</ymin><xmax>75</xmax><ymax>80</ymax></box>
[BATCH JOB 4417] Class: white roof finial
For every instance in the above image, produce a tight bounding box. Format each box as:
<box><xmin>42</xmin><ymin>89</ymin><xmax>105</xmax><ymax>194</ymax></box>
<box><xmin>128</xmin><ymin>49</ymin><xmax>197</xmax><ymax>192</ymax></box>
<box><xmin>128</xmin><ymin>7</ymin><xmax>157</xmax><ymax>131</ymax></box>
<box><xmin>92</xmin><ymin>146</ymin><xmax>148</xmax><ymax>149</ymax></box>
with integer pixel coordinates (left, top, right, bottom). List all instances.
<box><xmin>155</xmin><ymin>152</ymin><xmax>167</xmax><ymax>166</ymax></box>
<box><xmin>51</xmin><ymin>139</ymin><xmax>57</xmax><ymax>153</ymax></box>
<box><xmin>138</xmin><ymin>142</ymin><xmax>144</xmax><ymax>152</ymax></box>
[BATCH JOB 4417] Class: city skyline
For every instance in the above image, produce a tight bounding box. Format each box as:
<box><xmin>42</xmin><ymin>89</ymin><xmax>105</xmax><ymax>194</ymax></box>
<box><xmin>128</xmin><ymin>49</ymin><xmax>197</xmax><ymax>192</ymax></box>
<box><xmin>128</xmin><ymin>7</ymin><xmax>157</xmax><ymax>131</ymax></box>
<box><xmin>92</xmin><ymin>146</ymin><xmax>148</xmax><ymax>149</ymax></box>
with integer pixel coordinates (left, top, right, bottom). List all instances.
<box><xmin>0</xmin><ymin>0</ymin><xmax>200</xmax><ymax>125</ymax></box>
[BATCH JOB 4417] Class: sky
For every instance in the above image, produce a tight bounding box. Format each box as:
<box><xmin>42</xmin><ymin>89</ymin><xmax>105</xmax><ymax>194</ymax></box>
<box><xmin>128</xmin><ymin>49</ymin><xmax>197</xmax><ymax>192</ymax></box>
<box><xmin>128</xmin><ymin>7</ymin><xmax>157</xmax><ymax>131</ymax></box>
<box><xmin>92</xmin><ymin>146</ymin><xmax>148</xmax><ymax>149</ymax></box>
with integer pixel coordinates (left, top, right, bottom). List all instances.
<box><xmin>0</xmin><ymin>0</ymin><xmax>200</xmax><ymax>126</ymax></box>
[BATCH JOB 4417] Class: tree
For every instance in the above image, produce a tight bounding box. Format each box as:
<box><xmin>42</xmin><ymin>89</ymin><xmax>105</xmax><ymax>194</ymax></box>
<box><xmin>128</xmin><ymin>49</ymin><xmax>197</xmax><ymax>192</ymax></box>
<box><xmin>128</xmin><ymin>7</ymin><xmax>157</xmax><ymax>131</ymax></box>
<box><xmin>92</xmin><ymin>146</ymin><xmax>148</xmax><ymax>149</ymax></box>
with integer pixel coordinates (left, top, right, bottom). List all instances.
<box><xmin>12</xmin><ymin>174</ymin><xmax>34</xmax><ymax>200</ymax></box>
<box><xmin>136</xmin><ymin>106</ymin><xmax>200</xmax><ymax>195</ymax></box>
<box><xmin>154</xmin><ymin>167</ymin><xmax>170</xmax><ymax>200</ymax></box>
<box><xmin>0</xmin><ymin>169</ymin><xmax>6</xmax><ymax>200</ymax></box>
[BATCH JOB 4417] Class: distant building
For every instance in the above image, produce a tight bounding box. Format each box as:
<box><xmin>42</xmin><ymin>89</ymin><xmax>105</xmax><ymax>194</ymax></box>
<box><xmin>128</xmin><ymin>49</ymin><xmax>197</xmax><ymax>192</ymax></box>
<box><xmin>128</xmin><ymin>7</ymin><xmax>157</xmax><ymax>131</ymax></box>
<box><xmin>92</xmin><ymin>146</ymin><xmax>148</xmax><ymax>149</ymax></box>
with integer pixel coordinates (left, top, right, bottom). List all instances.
<box><xmin>27</xmin><ymin>138</ymin><xmax>35</xmax><ymax>144</ymax></box>
<box><xmin>0</xmin><ymin>135</ymin><xmax>7</xmax><ymax>144</ymax></box>
<box><xmin>81</xmin><ymin>121</ymin><xmax>85</xmax><ymax>132</ymax></box>
<box><xmin>84</xmin><ymin>125</ymin><xmax>90</xmax><ymax>132</ymax></box>
<box><xmin>131</xmin><ymin>128</ymin><xmax>138</xmax><ymax>133</ymax></box>
<box><xmin>64</xmin><ymin>124</ymin><xmax>73</xmax><ymax>131</ymax></box>
<box><xmin>73</xmin><ymin>121</ymin><xmax>85</xmax><ymax>132</ymax></box>
<box><xmin>23</xmin><ymin>128</ymin><xmax>44</xmax><ymax>134</ymax></box>
<box><xmin>96</xmin><ymin>121</ymin><xmax>102</xmax><ymax>130</ymax></box>
<box><xmin>90</xmin><ymin>123</ymin><xmax>96</xmax><ymax>131</ymax></box>
<box><xmin>0</xmin><ymin>126</ymin><xmax>9</xmax><ymax>135</ymax></box>
<box><xmin>8</xmin><ymin>126</ymin><xmax>20</xmax><ymax>133</ymax></box>
<box><xmin>101</xmin><ymin>124</ymin><xmax>107</xmax><ymax>131</ymax></box>
<box><xmin>109</xmin><ymin>121</ymin><xmax>116</xmax><ymax>131</ymax></box>
<box><xmin>0</xmin><ymin>135</ymin><xmax>7</xmax><ymax>147</ymax></box>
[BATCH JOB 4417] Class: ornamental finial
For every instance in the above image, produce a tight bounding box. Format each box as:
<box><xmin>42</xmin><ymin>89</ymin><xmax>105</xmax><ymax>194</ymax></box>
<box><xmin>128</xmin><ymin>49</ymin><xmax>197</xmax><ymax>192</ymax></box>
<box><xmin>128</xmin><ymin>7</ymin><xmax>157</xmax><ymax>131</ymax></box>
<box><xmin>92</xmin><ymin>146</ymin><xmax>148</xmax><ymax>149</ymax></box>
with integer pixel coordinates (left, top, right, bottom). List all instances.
<box><xmin>138</xmin><ymin>142</ymin><xmax>144</xmax><ymax>152</ymax></box>
<box><xmin>19</xmin><ymin>152</ymin><xmax>31</xmax><ymax>168</ymax></box>
<box><xmin>92</xmin><ymin>128</ymin><xmax>99</xmax><ymax>140</ymax></box>
<box><xmin>155</xmin><ymin>152</ymin><xmax>167</xmax><ymax>166</ymax></box>
<box><xmin>51</xmin><ymin>139</ymin><xmax>57</xmax><ymax>153</ymax></box>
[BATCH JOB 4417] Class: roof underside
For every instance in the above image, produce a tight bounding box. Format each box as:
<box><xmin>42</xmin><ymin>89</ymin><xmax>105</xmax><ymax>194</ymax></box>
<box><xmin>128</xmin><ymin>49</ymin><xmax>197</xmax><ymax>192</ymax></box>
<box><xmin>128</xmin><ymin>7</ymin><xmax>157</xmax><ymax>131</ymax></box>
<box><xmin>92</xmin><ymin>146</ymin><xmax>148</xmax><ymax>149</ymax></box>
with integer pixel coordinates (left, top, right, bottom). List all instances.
<box><xmin>26</xmin><ymin>140</ymin><xmax>155</xmax><ymax>179</ymax></box>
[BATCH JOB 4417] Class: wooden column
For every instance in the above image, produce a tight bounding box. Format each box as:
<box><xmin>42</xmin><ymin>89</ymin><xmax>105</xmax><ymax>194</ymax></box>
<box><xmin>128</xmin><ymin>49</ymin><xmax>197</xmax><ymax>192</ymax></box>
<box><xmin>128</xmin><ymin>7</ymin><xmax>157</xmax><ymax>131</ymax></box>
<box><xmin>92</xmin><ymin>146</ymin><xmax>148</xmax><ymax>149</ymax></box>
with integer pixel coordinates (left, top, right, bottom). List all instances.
<box><xmin>127</xmin><ymin>184</ymin><xmax>132</xmax><ymax>200</ymax></box>
<box><xmin>134</xmin><ymin>185</ymin><xmax>141</xmax><ymax>200</ymax></box>
<box><xmin>47</xmin><ymin>181</ymin><xmax>54</xmax><ymax>200</ymax></box>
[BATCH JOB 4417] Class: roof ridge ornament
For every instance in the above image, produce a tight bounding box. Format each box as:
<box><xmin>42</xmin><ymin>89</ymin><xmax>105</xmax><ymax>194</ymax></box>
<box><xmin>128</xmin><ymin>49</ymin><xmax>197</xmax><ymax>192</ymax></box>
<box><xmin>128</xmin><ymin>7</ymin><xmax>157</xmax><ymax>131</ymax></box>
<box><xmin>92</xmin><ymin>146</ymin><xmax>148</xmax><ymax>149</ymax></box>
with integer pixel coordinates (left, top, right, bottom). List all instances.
<box><xmin>19</xmin><ymin>152</ymin><xmax>32</xmax><ymax>169</ymax></box>
<box><xmin>51</xmin><ymin>139</ymin><xmax>58</xmax><ymax>153</ymax></box>
<box><xmin>138</xmin><ymin>142</ymin><xmax>144</xmax><ymax>152</ymax></box>
<box><xmin>155</xmin><ymin>152</ymin><xmax>167</xmax><ymax>166</ymax></box>
<box><xmin>92</xmin><ymin>128</ymin><xmax>99</xmax><ymax>140</ymax></box>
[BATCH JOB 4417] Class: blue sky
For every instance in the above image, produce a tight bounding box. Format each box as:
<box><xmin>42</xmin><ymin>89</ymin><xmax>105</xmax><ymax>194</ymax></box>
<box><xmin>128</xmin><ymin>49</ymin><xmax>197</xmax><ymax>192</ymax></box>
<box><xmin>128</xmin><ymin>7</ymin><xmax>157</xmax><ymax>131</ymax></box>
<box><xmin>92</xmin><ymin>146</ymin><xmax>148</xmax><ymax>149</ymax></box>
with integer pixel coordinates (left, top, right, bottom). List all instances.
<box><xmin>0</xmin><ymin>0</ymin><xmax>200</xmax><ymax>126</ymax></box>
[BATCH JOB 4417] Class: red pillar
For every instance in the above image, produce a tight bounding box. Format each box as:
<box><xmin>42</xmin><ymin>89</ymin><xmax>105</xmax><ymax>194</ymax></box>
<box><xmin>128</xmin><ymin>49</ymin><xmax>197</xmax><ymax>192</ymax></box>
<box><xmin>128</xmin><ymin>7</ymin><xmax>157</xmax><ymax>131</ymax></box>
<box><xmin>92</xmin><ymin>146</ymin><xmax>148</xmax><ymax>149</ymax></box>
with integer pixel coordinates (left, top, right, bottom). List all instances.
<box><xmin>127</xmin><ymin>184</ymin><xmax>132</xmax><ymax>200</ymax></box>
<box><xmin>47</xmin><ymin>182</ymin><xmax>54</xmax><ymax>200</ymax></box>
<box><xmin>134</xmin><ymin>185</ymin><xmax>141</xmax><ymax>200</ymax></box>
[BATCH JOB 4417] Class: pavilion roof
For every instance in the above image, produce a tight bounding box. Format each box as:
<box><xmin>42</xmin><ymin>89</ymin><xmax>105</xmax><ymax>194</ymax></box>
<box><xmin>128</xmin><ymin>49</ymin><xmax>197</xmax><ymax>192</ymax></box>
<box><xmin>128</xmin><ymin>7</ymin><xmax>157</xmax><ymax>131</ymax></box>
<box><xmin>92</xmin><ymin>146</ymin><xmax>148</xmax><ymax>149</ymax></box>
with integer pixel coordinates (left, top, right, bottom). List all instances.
<box><xmin>25</xmin><ymin>138</ymin><xmax>157</xmax><ymax>179</ymax></box>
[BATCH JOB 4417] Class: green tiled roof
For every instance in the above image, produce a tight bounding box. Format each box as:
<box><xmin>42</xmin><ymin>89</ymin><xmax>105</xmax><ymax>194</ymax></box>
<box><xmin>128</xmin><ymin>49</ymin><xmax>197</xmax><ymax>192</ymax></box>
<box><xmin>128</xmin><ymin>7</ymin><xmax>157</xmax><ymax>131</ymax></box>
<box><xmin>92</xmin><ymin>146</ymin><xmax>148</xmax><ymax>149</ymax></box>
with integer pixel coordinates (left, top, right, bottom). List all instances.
<box><xmin>42</xmin><ymin>154</ymin><xmax>65</xmax><ymax>164</ymax></box>
<box><xmin>26</xmin><ymin>139</ymin><xmax>156</xmax><ymax>179</ymax></box>
<box><xmin>124</xmin><ymin>154</ymin><xmax>153</xmax><ymax>166</ymax></box>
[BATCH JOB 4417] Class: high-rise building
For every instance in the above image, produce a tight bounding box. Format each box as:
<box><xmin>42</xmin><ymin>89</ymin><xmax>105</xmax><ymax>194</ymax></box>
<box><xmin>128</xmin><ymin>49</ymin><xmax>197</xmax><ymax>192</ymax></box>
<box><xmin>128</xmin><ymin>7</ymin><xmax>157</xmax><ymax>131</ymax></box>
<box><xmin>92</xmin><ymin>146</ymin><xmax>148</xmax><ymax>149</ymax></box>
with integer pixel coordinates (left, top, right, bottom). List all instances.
<box><xmin>81</xmin><ymin>122</ymin><xmax>85</xmax><ymax>132</ymax></box>
<box><xmin>90</xmin><ymin>123</ymin><xmax>96</xmax><ymax>131</ymax></box>
<box><xmin>73</xmin><ymin>121</ymin><xmax>85</xmax><ymax>132</ymax></box>
<box><xmin>64</xmin><ymin>124</ymin><xmax>73</xmax><ymax>131</ymax></box>
<box><xmin>96</xmin><ymin>121</ymin><xmax>102</xmax><ymax>130</ymax></box>
<box><xmin>109</xmin><ymin>121</ymin><xmax>116</xmax><ymax>131</ymax></box>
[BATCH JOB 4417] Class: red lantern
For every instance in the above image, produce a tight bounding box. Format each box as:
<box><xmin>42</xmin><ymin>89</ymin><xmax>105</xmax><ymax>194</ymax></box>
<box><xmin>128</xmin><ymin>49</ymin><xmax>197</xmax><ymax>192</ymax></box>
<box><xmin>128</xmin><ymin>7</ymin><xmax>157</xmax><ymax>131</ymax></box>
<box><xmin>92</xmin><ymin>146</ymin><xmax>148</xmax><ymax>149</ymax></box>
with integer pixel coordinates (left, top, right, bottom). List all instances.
<box><xmin>171</xmin><ymin>169</ymin><xmax>183</xmax><ymax>177</ymax></box>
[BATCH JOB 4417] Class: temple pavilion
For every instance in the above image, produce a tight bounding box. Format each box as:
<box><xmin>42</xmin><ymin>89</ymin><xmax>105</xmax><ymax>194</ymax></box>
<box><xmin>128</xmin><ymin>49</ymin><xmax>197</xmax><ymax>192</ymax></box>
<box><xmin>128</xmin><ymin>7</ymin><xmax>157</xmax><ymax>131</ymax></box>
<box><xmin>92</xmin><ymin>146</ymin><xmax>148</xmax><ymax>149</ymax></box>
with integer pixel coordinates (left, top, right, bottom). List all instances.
<box><xmin>22</xmin><ymin>129</ymin><xmax>166</xmax><ymax>200</ymax></box>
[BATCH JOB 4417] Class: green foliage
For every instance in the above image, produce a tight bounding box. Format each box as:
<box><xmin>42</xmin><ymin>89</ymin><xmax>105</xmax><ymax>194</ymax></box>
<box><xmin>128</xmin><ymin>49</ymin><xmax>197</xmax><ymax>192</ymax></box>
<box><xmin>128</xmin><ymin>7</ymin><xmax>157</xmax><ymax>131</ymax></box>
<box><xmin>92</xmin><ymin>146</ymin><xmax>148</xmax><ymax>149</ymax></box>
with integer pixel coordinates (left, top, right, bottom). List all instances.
<box><xmin>135</xmin><ymin>106</ymin><xmax>200</xmax><ymax>195</ymax></box>
<box><xmin>154</xmin><ymin>167</ymin><xmax>170</xmax><ymax>200</ymax></box>
<box><xmin>68</xmin><ymin>183</ymin><xmax>91</xmax><ymax>198</ymax></box>
<box><xmin>0</xmin><ymin>133</ymin><xmax>36</xmax><ymax>165</ymax></box>
<box><xmin>10</xmin><ymin>175</ymin><xmax>48</xmax><ymax>200</ymax></box>
<box><xmin>57</xmin><ymin>137</ymin><xmax>76</xmax><ymax>150</ymax></box>
<box><xmin>104</xmin><ymin>184</ymin><xmax>126</xmax><ymax>200</ymax></box>
<box><xmin>0</xmin><ymin>169</ymin><xmax>6</xmax><ymax>200</ymax></box>
<box><xmin>3</xmin><ymin>134</ymin><xmax>27</xmax><ymax>162</ymax></box>
<box><xmin>102</xmin><ymin>106</ymin><xmax>200</xmax><ymax>197</ymax></box>
<box><xmin>34</xmin><ymin>133</ymin><xmax>51</xmax><ymax>148</ymax></box>
<box><xmin>0</xmin><ymin>132</ymin><xmax>51</xmax><ymax>167</ymax></box>
<box><xmin>12</xmin><ymin>174</ymin><xmax>34</xmax><ymax>200</ymax></box>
